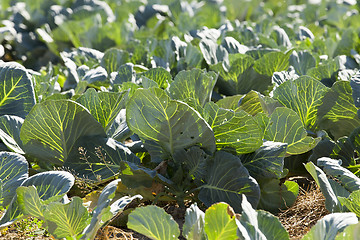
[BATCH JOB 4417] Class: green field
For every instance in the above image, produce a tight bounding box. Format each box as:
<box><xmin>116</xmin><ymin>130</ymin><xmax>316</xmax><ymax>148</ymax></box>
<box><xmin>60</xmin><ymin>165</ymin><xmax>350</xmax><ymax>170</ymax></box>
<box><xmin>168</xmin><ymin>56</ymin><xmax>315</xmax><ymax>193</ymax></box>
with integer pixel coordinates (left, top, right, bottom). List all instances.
<box><xmin>1</xmin><ymin>0</ymin><xmax>360</xmax><ymax>239</ymax></box>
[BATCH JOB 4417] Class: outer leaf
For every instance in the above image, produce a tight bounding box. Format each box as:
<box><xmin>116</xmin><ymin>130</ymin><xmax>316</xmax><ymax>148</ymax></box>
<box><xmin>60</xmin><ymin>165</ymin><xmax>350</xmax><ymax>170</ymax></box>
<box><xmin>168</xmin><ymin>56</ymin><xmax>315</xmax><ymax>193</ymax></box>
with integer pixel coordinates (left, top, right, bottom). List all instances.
<box><xmin>0</xmin><ymin>115</ymin><xmax>24</xmax><ymax>154</ymax></box>
<box><xmin>0</xmin><ymin>152</ymin><xmax>28</xmax><ymax>207</ymax></box>
<box><xmin>333</xmin><ymin>29</ymin><xmax>358</xmax><ymax>57</ymax></box>
<box><xmin>142</xmin><ymin>76</ymin><xmax>159</xmax><ymax>89</ymax></box>
<box><xmin>20</xmin><ymin>100</ymin><xmax>106</xmax><ymax>165</ymax></box>
<box><xmin>183</xmin><ymin>203</ymin><xmax>206</xmax><ymax>240</ymax></box>
<box><xmin>308</xmin><ymin>135</ymin><xmax>336</xmax><ymax>164</ymax></box>
<box><xmin>216</xmin><ymin>95</ymin><xmax>243</xmax><ymax>111</ymax></box>
<box><xmin>82</xmin><ymin>66</ymin><xmax>108</xmax><ymax>85</ymax></box>
<box><xmin>138</xmin><ymin>68</ymin><xmax>172</xmax><ymax>89</ymax></box>
<box><xmin>264</xmin><ymin>107</ymin><xmax>320</xmax><ymax>155</ymax></box>
<box><xmin>31</xmin><ymin>63</ymin><xmax>60</xmax><ymax>102</ymax></box>
<box><xmin>199</xmin><ymin>39</ymin><xmax>228</xmax><ymax>66</ymax></box>
<box><xmin>61</xmin><ymin>55</ymin><xmax>79</xmax><ymax>90</ymax></box>
<box><xmin>211</xmin><ymin>55</ymin><xmax>270</xmax><ymax>95</ymax></box>
<box><xmin>198</xmin><ymin>151</ymin><xmax>260</xmax><ymax>212</ymax></box>
<box><xmin>17</xmin><ymin>186</ymin><xmax>48</xmax><ymax>220</ymax></box>
<box><xmin>253</xmin><ymin>112</ymin><xmax>270</xmax><ymax>135</ymax></box>
<box><xmin>22</xmin><ymin>171</ymin><xmax>74</xmax><ymax>202</ymax></box>
<box><xmin>126</xmin><ymin>88</ymin><xmax>215</xmax><ymax>162</ymax></box>
<box><xmin>44</xmin><ymin>197</ymin><xmax>89</xmax><ymax>239</ymax></box>
<box><xmin>184</xmin><ymin>44</ymin><xmax>203</xmax><ymax>68</ymax></box>
<box><xmin>338</xmin><ymin>190</ymin><xmax>360</xmax><ymax>218</ymax></box>
<box><xmin>302</xmin><ymin>213</ymin><xmax>358</xmax><ymax>240</ymax></box>
<box><xmin>297</xmin><ymin>26</ymin><xmax>314</xmax><ymax>41</ymax></box>
<box><xmin>273</xmin><ymin>76</ymin><xmax>328</xmax><ymax>131</ymax></box>
<box><xmin>76</xmin><ymin>88</ymin><xmax>127</xmax><ymax>131</ymax></box>
<box><xmin>0</xmin><ymin>171</ymin><xmax>74</xmax><ymax>227</ymax></box>
<box><xmin>271</xmin><ymin>26</ymin><xmax>292</xmax><ymax>48</ymax></box>
<box><xmin>109</xmin><ymin>194</ymin><xmax>142</xmax><ymax>216</ymax></box>
<box><xmin>101</xmin><ymin>48</ymin><xmax>129</xmax><ymax>74</ymax></box>
<box><xmin>338</xmin><ymin>69</ymin><xmax>357</xmax><ymax>81</ymax></box>
<box><xmin>241</xmin><ymin>141</ymin><xmax>287</xmax><ymax>180</ymax></box>
<box><xmin>0</xmin><ymin>62</ymin><xmax>36</xmax><ymax>118</ymax></box>
<box><xmin>307</xmin><ymin>61</ymin><xmax>338</xmax><ymax>87</ymax></box>
<box><xmin>172</xmin><ymin>146</ymin><xmax>208</xmax><ymax>183</ymax></box>
<box><xmin>106</xmin><ymin>109</ymin><xmax>131</xmax><ymax>142</ymax></box>
<box><xmin>317</xmin><ymin>81</ymin><xmax>360</xmax><ymax>139</ymax></box>
<box><xmin>204</xmin><ymin>202</ymin><xmax>238</xmax><ymax>240</ymax></box>
<box><xmin>348</xmin><ymin>127</ymin><xmax>360</xmax><ymax>167</ymax></box>
<box><xmin>204</xmin><ymin>102</ymin><xmax>262</xmax><ymax>154</ymax></box>
<box><xmin>65</xmin><ymin>137</ymin><xmax>140</xmax><ymax>181</ymax></box>
<box><xmin>305</xmin><ymin>161</ymin><xmax>349</xmax><ymax>212</ymax></box>
<box><xmin>238</xmin><ymin>195</ymin><xmax>289</xmax><ymax>240</ymax></box>
<box><xmin>169</xmin><ymin>69</ymin><xmax>217</xmax><ymax>107</ymax></box>
<box><xmin>111</xmin><ymin>63</ymin><xmax>136</xmax><ymax>85</ymax></box>
<box><xmin>119</xmin><ymin>161</ymin><xmax>172</xmax><ymax>190</ymax></box>
<box><xmin>289</xmin><ymin>50</ymin><xmax>316</xmax><ymax>75</ymax></box>
<box><xmin>336</xmin><ymin>222</ymin><xmax>360</xmax><ymax>240</ymax></box>
<box><xmin>331</xmin><ymin>137</ymin><xmax>354</xmax><ymax>167</ymax></box>
<box><xmin>221</xmin><ymin>37</ymin><xmax>248</xmax><ymax>54</ymax></box>
<box><xmin>257</xmin><ymin>179</ymin><xmax>299</xmax><ymax>214</ymax></box>
<box><xmin>127</xmin><ymin>205</ymin><xmax>180</xmax><ymax>240</ymax></box>
<box><xmin>238</xmin><ymin>91</ymin><xmax>265</xmax><ymax>116</ymax></box>
<box><xmin>350</xmin><ymin>70</ymin><xmax>360</xmax><ymax>109</ymax></box>
<box><xmin>62</xmin><ymin>47</ymin><xmax>103</xmax><ymax>68</ymax></box>
<box><xmin>204</xmin><ymin>102</ymin><xmax>234</xmax><ymax>127</ymax></box>
<box><xmin>317</xmin><ymin>158</ymin><xmax>360</xmax><ymax>193</ymax></box>
<box><xmin>82</xmin><ymin>179</ymin><xmax>142</xmax><ymax>240</ymax></box>
<box><xmin>271</xmin><ymin>70</ymin><xmax>298</xmax><ymax>87</ymax></box>
<box><xmin>253</xmin><ymin>51</ymin><xmax>291</xmax><ymax>77</ymax></box>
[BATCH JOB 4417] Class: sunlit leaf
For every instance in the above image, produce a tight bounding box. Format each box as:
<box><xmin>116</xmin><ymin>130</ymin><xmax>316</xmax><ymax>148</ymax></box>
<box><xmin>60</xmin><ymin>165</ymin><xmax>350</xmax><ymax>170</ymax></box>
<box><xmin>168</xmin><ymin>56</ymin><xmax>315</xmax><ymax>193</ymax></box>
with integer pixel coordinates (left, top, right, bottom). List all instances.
<box><xmin>204</xmin><ymin>102</ymin><xmax>262</xmax><ymax>154</ymax></box>
<box><xmin>128</xmin><ymin>205</ymin><xmax>180</xmax><ymax>240</ymax></box>
<box><xmin>273</xmin><ymin>76</ymin><xmax>328</xmax><ymax>131</ymax></box>
<box><xmin>0</xmin><ymin>152</ymin><xmax>28</xmax><ymax>208</ymax></box>
<box><xmin>264</xmin><ymin>107</ymin><xmax>320</xmax><ymax>155</ymax></box>
<box><xmin>20</xmin><ymin>100</ymin><xmax>106</xmax><ymax>165</ymax></box>
<box><xmin>126</xmin><ymin>88</ymin><xmax>215</xmax><ymax>162</ymax></box>
<box><xmin>0</xmin><ymin>62</ymin><xmax>35</xmax><ymax>118</ymax></box>
<box><xmin>204</xmin><ymin>203</ymin><xmax>238</xmax><ymax>240</ymax></box>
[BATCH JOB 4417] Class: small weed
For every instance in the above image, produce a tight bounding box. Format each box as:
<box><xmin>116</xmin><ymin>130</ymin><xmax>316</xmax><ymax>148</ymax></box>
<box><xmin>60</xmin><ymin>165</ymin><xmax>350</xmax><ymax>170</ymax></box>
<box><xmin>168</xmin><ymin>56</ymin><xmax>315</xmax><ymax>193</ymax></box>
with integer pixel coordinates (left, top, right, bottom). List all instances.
<box><xmin>0</xmin><ymin>217</ymin><xmax>50</xmax><ymax>239</ymax></box>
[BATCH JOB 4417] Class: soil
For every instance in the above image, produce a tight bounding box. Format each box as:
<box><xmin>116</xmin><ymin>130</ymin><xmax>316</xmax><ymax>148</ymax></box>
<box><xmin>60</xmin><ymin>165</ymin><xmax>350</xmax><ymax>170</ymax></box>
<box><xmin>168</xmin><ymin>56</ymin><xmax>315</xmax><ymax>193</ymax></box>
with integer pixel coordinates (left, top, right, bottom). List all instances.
<box><xmin>0</xmin><ymin>179</ymin><xmax>328</xmax><ymax>240</ymax></box>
